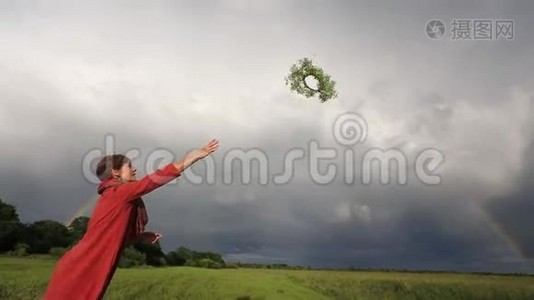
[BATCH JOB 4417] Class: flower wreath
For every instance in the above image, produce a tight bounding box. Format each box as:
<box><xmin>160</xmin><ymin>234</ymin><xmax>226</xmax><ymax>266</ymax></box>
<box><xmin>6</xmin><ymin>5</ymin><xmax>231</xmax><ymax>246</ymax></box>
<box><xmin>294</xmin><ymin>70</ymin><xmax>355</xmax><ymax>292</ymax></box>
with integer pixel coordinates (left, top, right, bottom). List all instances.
<box><xmin>285</xmin><ymin>57</ymin><xmax>338</xmax><ymax>103</ymax></box>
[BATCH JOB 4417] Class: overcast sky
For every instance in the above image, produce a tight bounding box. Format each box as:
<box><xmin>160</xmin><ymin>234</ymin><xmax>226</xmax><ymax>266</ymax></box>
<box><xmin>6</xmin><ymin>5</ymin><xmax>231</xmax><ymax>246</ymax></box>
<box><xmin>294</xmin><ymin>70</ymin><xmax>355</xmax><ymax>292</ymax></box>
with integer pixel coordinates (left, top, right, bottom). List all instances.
<box><xmin>1</xmin><ymin>0</ymin><xmax>533</xmax><ymax>273</ymax></box>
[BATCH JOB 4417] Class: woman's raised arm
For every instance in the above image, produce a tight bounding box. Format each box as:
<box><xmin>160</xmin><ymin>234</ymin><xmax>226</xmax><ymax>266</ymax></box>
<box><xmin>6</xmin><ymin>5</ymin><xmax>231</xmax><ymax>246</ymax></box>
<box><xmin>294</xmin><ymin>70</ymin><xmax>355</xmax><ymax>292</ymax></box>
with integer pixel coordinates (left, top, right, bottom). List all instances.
<box><xmin>120</xmin><ymin>139</ymin><xmax>219</xmax><ymax>201</ymax></box>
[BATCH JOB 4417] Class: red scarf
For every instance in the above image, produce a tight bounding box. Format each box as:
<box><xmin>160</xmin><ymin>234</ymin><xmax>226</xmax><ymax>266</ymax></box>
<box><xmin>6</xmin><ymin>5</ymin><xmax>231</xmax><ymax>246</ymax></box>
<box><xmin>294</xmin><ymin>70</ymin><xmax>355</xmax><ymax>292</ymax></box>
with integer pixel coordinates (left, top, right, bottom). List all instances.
<box><xmin>97</xmin><ymin>178</ymin><xmax>148</xmax><ymax>240</ymax></box>
<box><xmin>133</xmin><ymin>197</ymin><xmax>148</xmax><ymax>236</ymax></box>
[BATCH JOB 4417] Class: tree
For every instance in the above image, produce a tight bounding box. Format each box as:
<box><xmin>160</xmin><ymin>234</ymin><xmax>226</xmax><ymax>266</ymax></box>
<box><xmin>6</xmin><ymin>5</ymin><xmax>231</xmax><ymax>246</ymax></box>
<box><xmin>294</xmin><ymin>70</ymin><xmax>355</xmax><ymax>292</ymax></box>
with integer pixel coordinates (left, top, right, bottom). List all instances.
<box><xmin>68</xmin><ymin>216</ymin><xmax>90</xmax><ymax>245</ymax></box>
<box><xmin>27</xmin><ymin>220</ymin><xmax>72</xmax><ymax>253</ymax></box>
<box><xmin>191</xmin><ymin>249</ymin><xmax>225</xmax><ymax>265</ymax></box>
<box><xmin>198</xmin><ymin>251</ymin><xmax>224</xmax><ymax>265</ymax></box>
<box><xmin>0</xmin><ymin>198</ymin><xmax>20</xmax><ymax>252</ymax></box>
<box><xmin>166</xmin><ymin>250</ymin><xmax>186</xmax><ymax>266</ymax></box>
<box><xmin>166</xmin><ymin>246</ymin><xmax>226</xmax><ymax>268</ymax></box>
<box><xmin>133</xmin><ymin>242</ymin><xmax>167</xmax><ymax>267</ymax></box>
<box><xmin>165</xmin><ymin>246</ymin><xmax>193</xmax><ymax>266</ymax></box>
<box><xmin>12</xmin><ymin>223</ymin><xmax>32</xmax><ymax>249</ymax></box>
<box><xmin>8</xmin><ymin>243</ymin><xmax>29</xmax><ymax>257</ymax></box>
<box><xmin>193</xmin><ymin>258</ymin><xmax>223</xmax><ymax>269</ymax></box>
<box><xmin>176</xmin><ymin>246</ymin><xmax>194</xmax><ymax>261</ymax></box>
<box><xmin>118</xmin><ymin>246</ymin><xmax>146</xmax><ymax>268</ymax></box>
<box><xmin>49</xmin><ymin>247</ymin><xmax>70</xmax><ymax>258</ymax></box>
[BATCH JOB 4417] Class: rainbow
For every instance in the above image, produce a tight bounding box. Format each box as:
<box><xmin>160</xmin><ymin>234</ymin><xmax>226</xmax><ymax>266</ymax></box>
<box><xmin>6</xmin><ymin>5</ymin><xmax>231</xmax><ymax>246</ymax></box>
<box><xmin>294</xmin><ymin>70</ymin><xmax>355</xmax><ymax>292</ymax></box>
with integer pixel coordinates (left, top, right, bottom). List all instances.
<box><xmin>64</xmin><ymin>195</ymin><xmax>99</xmax><ymax>226</ymax></box>
<box><xmin>476</xmin><ymin>203</ymin><xmax>527</xmax><ymax>260</ymax></box>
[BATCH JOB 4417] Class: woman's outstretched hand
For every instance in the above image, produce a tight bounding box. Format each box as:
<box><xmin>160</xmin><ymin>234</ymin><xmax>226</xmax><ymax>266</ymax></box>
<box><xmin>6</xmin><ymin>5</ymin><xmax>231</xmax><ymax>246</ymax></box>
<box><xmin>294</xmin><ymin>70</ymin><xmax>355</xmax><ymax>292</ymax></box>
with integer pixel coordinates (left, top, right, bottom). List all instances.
<box><xmin>189</xmin><ymin>139</ymin><xmax>220</xmax><ymax>161</ymax></box>
<box><xmin>137</xmin><ymin>232</ymin><xmax>162</xmax><ymax>244</ymax></box>
<box><xmin>175</xmin><ymin>139</ymin><xmax>220</xmax><ymax>172</ymax></box>
<box><xmin>198</xmin><ymin>139</ymin><xmax>219</xmax><ymax>159</ymax></box>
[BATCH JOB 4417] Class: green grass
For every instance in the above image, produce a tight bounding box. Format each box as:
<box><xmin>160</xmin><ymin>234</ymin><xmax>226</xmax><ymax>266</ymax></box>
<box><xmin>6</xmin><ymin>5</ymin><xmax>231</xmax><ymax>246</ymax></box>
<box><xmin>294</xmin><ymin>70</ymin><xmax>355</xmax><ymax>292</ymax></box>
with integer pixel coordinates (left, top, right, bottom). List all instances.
<box><xmin>1</xmin><ymin>256</ymin><xmax>534</xmax><ymax>300</ymax></box>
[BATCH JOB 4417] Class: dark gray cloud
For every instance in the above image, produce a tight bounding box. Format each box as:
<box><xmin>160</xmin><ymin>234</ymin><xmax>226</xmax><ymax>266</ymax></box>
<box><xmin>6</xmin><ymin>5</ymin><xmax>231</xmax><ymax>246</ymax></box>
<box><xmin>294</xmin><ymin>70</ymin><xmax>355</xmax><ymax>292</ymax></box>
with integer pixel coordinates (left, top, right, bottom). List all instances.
<box><xmin>485</xmin><ymin>117</ymin><xmax>534</xmax><ymax>260</ymax></box>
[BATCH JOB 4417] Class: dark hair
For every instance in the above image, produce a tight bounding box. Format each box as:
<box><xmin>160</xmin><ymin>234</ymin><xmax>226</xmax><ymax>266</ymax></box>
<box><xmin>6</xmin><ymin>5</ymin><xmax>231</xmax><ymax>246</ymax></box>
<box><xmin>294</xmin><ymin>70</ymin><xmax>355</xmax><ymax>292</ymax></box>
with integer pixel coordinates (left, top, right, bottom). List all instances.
<box><xmin>96</xmin><ymin>154</ymin><xmax>131</xmax><ymax>181</ymax></box>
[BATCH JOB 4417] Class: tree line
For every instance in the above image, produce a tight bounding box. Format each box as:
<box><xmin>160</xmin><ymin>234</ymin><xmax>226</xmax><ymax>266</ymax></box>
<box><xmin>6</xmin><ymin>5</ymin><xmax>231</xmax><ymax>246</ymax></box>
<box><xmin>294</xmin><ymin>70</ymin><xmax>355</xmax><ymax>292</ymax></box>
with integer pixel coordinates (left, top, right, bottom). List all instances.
<box><xmin>0</xmin><ymin>198</ymin><xmax>226</xmax><ymax>268</ymax></box>
<box><xmin>0</xmin><ymin>198</ymin><xmax>315</xmax><ymax>270</ymax></box>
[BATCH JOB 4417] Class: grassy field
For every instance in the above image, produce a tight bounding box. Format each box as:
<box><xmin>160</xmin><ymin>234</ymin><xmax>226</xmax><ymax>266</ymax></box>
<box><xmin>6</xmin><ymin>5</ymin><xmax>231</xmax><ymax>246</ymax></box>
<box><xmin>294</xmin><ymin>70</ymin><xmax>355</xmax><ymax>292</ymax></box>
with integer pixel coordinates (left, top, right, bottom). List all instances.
<box><xmin>1</xmin><ymin>256</ymin><xmax>534</xmax><ymax>300</ymax></box>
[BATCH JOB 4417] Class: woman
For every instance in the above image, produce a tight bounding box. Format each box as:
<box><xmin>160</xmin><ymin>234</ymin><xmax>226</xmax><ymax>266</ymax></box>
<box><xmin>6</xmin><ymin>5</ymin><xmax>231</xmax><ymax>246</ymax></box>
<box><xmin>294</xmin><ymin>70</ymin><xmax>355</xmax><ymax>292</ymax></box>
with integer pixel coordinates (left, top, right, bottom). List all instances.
<box><xmin>43</xmin><ymin>139</ymin><xmax>219</xmax><ymax>300</ymax></box>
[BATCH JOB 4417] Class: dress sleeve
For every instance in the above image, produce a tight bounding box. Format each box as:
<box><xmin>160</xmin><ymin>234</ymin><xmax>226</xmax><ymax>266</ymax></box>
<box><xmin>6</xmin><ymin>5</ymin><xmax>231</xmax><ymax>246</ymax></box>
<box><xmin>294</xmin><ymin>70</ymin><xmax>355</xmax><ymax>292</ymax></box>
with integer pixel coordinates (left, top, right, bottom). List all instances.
<box><xmin>119</xmin><ymin>163</ymin><xmax>182</xmax><ymax>202</ymax></box>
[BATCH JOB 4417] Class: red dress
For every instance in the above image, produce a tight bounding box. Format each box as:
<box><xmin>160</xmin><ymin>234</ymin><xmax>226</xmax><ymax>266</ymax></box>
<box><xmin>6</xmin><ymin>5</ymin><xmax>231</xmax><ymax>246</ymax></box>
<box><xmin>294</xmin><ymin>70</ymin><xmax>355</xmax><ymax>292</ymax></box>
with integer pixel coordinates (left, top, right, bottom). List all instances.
<box><xmin>43</xmin><ymin>163</ymin><xmax>182</xmax><ymax>300</ymax></box>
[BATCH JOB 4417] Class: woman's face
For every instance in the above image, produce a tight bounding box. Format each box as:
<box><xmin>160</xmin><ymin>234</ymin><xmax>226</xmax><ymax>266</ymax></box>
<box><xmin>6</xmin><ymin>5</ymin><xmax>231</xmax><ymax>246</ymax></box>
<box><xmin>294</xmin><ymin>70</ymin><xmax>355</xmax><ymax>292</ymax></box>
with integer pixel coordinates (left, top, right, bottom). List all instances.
<box><xmin>113</xmin><ymin>161</ymin><xmax>137</xmax><ymax>182</ymax></box>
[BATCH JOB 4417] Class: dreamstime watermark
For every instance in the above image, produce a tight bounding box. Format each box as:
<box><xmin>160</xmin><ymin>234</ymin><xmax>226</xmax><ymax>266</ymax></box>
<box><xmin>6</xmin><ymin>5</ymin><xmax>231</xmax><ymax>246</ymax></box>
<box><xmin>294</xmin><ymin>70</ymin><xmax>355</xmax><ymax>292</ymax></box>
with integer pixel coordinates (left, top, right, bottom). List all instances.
<box><xmin>426</xmin><ymin>18</ymin><xmax>514</xmax><ymax>41</ymax></box>
<box><xmin>81</xmin><ymin>112</ymin><xmax>445</xmax><ymax>186</ymax></box>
